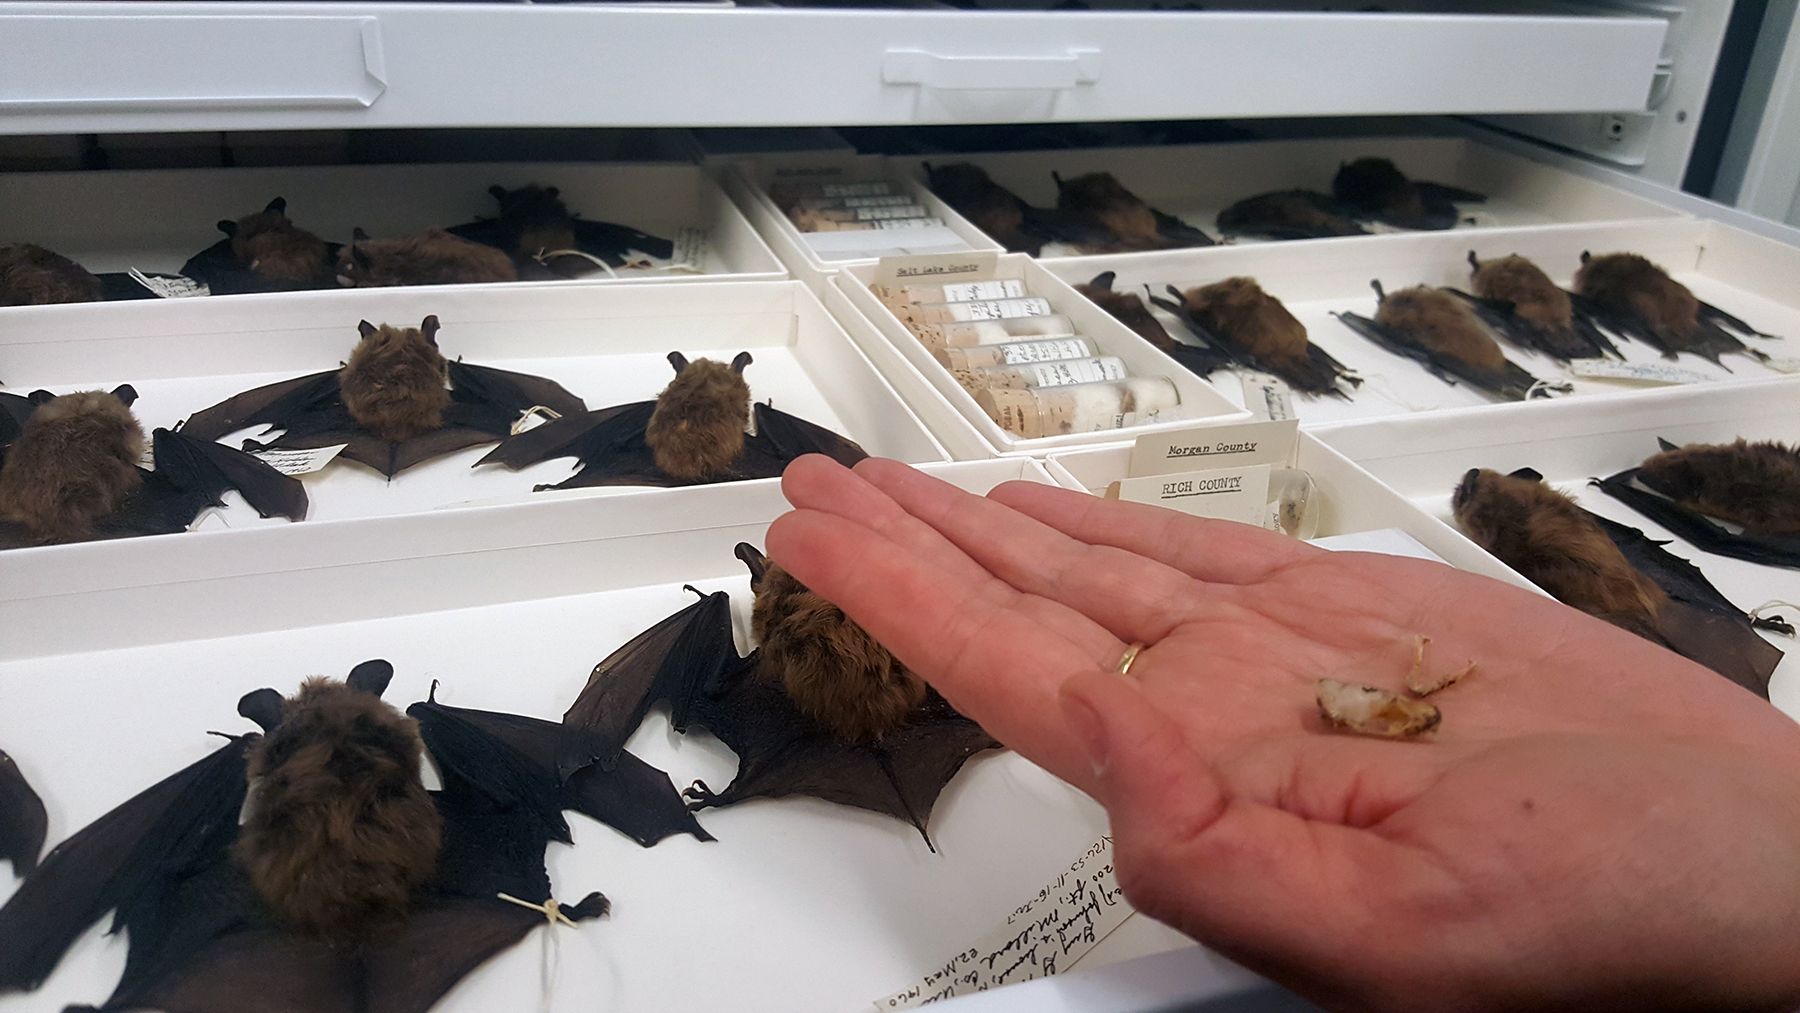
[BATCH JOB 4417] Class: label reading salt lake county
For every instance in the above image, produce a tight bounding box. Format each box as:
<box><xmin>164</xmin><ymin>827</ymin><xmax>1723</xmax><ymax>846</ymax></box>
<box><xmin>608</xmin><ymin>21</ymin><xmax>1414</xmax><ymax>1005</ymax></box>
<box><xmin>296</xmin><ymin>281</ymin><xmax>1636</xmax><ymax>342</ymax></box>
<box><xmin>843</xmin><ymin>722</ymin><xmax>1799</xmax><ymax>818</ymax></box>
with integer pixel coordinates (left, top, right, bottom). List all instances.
<box><xmin>1129</xmin><ymin>418</ymin><xmax>1300</xmax><ymax>478</ymax></box>
<box><xmin>941</xmin><ymin>279</ymin><xmax>1026</xmax><ymax>303</ymax></box>
<box><xmin>945</xmin><ymin>298</ymin><xmax>1054</xmax><ymax>322</ymax></box>
<box><xmin>1569</xmin><ymin>360</ymin><xmax>1714</xmax><ymax>385</ymax></box>
<box><xmin>855</xmin><ymin>204</ymin><xmax>930</xmax><ymax>221</ymax></box>
<box><xmin>129</xmin><ymin>268</ymin><xmax>208</xmax><ymax>298</ymax></box>
<box><xmin>1001</xmin><ymin>338</ymin><xmax>1091</xmax><ymax>364</ymax></box>
<box><xmin>875</xmin><ymin>837</ymin><xmax>1132</xmax><ymax>1010</ymax></box>
<box><xmin>872</xmin><ymin>251</ymin><xmax>1002</xmax><ymax>286</ymax></box>
<box><xmin>1239</xmin><ymin>371</ymin><xmax>1295</xmax><ymax>421</ymax></box>
<box><xmin>1109</xmin><ymin>464</ymin><xmax>1272</xmax><ymax>525</ymax></box>
<box><xmin>251</xmin><ymin>444</ymin><xmax>348</xmax><ymax>476</ymax></box>
<box><xmin>1026</xmin><ymin>357</ymin><xmax>1127</xmax><ymax>387</ymax></box>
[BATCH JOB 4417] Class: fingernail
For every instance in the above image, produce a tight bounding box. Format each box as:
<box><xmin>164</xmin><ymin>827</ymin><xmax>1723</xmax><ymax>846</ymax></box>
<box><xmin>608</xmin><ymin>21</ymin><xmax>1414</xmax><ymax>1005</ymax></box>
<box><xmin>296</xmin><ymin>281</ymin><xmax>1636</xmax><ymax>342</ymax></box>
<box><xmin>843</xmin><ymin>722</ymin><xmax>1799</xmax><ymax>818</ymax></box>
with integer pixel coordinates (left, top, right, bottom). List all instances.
<box><xmin>1060</xmin><ymin>691</ymin><xmax>1110</xmax><ymax>777</ymax></box>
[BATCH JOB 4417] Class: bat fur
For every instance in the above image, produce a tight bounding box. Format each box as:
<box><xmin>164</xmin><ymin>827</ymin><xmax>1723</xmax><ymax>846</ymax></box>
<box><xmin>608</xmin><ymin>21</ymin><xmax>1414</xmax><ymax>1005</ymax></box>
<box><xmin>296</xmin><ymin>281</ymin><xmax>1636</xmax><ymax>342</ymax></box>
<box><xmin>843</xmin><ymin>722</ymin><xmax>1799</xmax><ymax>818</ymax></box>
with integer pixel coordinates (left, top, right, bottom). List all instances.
<box><xmin>1574</xmin><ymin>252</ymin><xmax>1700</xmax><ymax>346</ymax></box>
<box><xmin>0</xmin><ymin>244</ymin><xmax>102</xmax><ymax>306</ymax></box>
<box><xmin>741</xmin><ymin>545</ymin><xmax>926</xmax><ymax>742</ymax></box>
<box><xmin>1332</xmin><ymin>157</ymin><xmax>1427</xmax><ymax>222</ymax></box>
<box><xmin>1452</xmin><ymin>468</ymin><xmax>1665</xmax><ymax>639</ymax></box>
<box><xmin>1052</xmin><ymin>171</ymin><xmax>1205</xmax><ymax>252</ymax></box>
<box><xmin>339</xmin><ymin>316</ymin><xmax>453</xmax><ymax>443</ymax></box>
<box><xmin>217</xmin><ymin>197</ymin><xmax>333</xmax><ymax>286</ymax></box>
<box><xmin>1180</xmin><ymin>276</ymin><xmax>1357</xmax><ymax>393</ymax></box>
<box><xmin>336</xmin><ymin>228</ymin><xmax>518</xmax><ymax>287</ymax></box>
<box><xmin>1073</xmin><ymin>273</ymin><xmax>1180</xmax><ymax>351</ymax></box>
<box><xmin>1215</xmin><ymin>190</ymin><xmax>1367</xmax><ymax>239</ymax></box>
<box><xmin>644</xmin><ymin>351</ymin><xmax>751</xmax><ymax>479</ymax></box>
<box><xmin>1375</xmin><ymin>284</ymin><xmax>1509</xmax><ymax>373</ymax></box>
<box><xmin>923</xmin><ymin>163</ymin><xmax>1035</xmax><ymax>254</ymax></box>
<box><xmin>489</xmin><ymin>184</ymin><xmax>577</xmax><ymax>259</ymax></box>
<box><xmin>1469</xmin><ymin>253</ymin><xmax>1572</xmax><ymax>332</ymax></box>
<box><xmin>1637</xmin><ymin>439</ymin><xmax>1800</xmax><ymax>536</ymax></box>
<box><xmin>235</xmin><ymin>677</ymin><xmax>441</xmax><ymax>941</ymax></box>
<box><xmin>0</xmin><ymin>390</ymin><xmax>144</xmax><ymax>541</ymax></box>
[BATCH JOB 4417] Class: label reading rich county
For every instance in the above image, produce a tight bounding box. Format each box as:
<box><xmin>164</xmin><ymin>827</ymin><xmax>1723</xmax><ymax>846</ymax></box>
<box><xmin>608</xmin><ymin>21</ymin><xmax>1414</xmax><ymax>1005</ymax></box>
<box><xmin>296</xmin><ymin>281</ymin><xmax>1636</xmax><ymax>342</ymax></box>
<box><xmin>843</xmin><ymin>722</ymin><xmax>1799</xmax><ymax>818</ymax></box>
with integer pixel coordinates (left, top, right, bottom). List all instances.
<box><xmin>1110</xmin><ymin>464</ymin><xmax>1272</xmax><ymax>525</ymax></box>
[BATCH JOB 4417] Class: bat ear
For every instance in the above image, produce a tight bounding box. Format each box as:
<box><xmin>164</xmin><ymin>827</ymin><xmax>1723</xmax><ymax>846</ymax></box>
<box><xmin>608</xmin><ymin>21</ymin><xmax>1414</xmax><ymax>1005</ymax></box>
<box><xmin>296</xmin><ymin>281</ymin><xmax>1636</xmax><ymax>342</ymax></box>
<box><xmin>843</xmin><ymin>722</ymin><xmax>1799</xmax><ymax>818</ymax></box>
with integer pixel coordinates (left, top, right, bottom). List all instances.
<box><xmin>1051</xmin><ymin>170</ymin><xmax>1066</xmax><ymax>191</ymax></box>
<box><xmin>1370</xmin><ymin>279</ymin><xmax>1386</xmax><ymax>301</ymax></box>
<box><xmin>1467</xmin><ymin>250</ymin><xmax>1481</xmax><ymax>271</ymax></box>
<box><xmin>353</xmin><ymin>227</ymin><xmax>371</xmax><ymax>243</ymax></box>
<box><xmin>1506</xmin><ymin>466</ymin><xmax>1544</xmax><ymax>482</ymax></box>
<box><xmin>1089</xmin><ymin>271</ymin><xmax>1115</xmax><ymax>292</ymax></box>
<box><xmin>110</xmin><ymin>384</ymin><xmax>139</xmax><ymax>407</ymax></box>
<box><xmin>1579</xmin><ymin>250</ymin><xmax>1592</xmax><ymax>264</ymax></box>
<box><xmin>734</xmin><ymin>542</ymin><xmax>769</xmax><ymax>587</ymax></box>
<box><xmin>1657</xmin><ymin>437</ymin><xmax>1680</xmax><ymax>452</ymax></box>
<box><xmin>27</xmin><ymin>389</ymin><xmax>55</xmax><ymax>405</ymax></box>
<box><xmin>217</xmin><ymin>219</ymin><xmax>237</xmax><ymax>237</ymax></box>
<box><xmin>1452</xmin><ymin>467</ymin><xmax>1482</xmax><ymax>509</ymax></box>
<box><xmin>352</xmin><ymin>240</ymin><xmax>373</xmax><ymax>271</ymax></box>
<box><xmin>264</xmin><ymin>196</ymin><xmax>287</xmax><ymax>216</ymax></box>
<box><xmin>420</xmin><ymin>315</ymin><xmax>441</xmax><ymax>346</ymax></box>
<box><xmin>731</xmin><ymin>351</ymin><xmax>754</xmax><ymax>374</ymax></box>
<box><xmin>489</xmin><ymin>184</ymin><xmax>507</xmax><ymax>202</ymax></box>
<box><xmin>545</xmin><ymin>186</ymin><xmax>559</xmax><ymax>199</ymax></box>
<box><xmin>667</xmin><ymin>351</ymin><xmax>689</xmax><ymax>374</ymax></box>
<box><xmin>346</xmin><ymin>659</ymin><xmax>395</xmax><ymax>698</ymax></box>
<box><xmin>238</xmin><ymin>687</ymin><xmax>285</xmax><ymax>733</ymax></box>
<box><xmin>358</xmin><ymin>320</ymin><xmax>379</xmax><ymax>339</ymax></box>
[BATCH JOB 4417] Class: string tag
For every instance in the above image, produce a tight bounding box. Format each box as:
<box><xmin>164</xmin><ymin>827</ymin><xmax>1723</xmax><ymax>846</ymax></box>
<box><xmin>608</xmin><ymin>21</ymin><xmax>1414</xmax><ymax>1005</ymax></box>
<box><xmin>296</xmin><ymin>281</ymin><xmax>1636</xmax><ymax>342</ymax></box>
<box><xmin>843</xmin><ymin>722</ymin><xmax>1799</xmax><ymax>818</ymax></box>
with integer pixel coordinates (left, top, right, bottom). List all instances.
<box><xmin>497</xmin><ymin>892</ymin><xmax>580</xmax><ymax>928</ymax></box>
<box><xmin>511</xmin><ymin>405</ymin><xmax>564</xmax><ymax>435</ymax></box>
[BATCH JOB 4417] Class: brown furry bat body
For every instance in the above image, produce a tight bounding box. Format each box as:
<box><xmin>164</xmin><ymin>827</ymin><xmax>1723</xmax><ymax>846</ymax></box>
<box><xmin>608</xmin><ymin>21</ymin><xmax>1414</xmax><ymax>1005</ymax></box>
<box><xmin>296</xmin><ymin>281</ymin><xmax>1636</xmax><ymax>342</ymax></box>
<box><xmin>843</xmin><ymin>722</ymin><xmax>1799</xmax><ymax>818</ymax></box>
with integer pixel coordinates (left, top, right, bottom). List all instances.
<box><xmin>1375</xmin><ymin>284</ymin><xmax>1509</xmax><ymax>372</ymax></box>
<box><xmin>489</xmin><ymin>184</ymin><xmax>577</xmax><ymax>259</ymax></box>
<box><xmin>0</xmin><ymin>244</ymin><xmax>103</xmax><ymax>306</ymax></box>
<box><xmin>1073</xmin><ymin>274</ymin><xmax>1180</xmax><ymax>350</ymax></box>
<box><xmin>1182</xmin><ymin>277</ymin><xmax>1311</xmax><ymax>364</ymax></box>
<box><xmin>219</xmin><ymin>197</ymin><xmax>333</xmax><ymax>286</ymax></box>
<box><xmin>339</xmin><ymin>316</ymin><xmax>452</xmax><ymax>442</ymax></box>
<box><xmin>923</xmin><ymin>163</ymin><xmax>1036</xmax><ymax>254</ymax></box>
<box><xmin>1052</xmin><ymin>171</ymin><xmax>1211</xmax><ymax>251</ymax></box>
<box><xmin>336</xmin><ymin>228</ymin><xmax>518</xmax><ymax>287</ymax></box>
<box><xmin>1469</xmin><ymin>253</ymin><xmax>1572</xmax><ymax>332</ymax></box>
<box><xmin>0</xmin><ymin>389</ymin><xmax>143</xmax><ymax>541</ymax></box>
<box><xmin>645</xmin><ymin>351</ymin><xmax>752</xmax><ymax>478</ymax></box>
<box><xmin>1332</xmin><ymin>158</ymin><xmax>1427</xmax><ymax>223</ymax></box>
<box><xmin>1575</xmin><ymin>252</ymin><xmax>1696</xmax><ymax>340</ymax></box>
<box><xmin>1638</xmin><ymin>439</ymin><xmax>1800</xmax><ymax>535</ymax></box>
<box><xmin>1452</xmin><ymin>468</ymin><xmax>1666</xmax><ymax>639</ymax></box>
<box><xmin>235</xmin><ymin>676</ymin><xmax>441</xmax><ymax>941</ymax></box>
<box><xmin>739</xmin><ymin>544</ymin><xmax>926</xmax><ymax>742</ymax></box>
<box><xmin>1215</xmin><ymin>190</ymin><xmax>1368</xmax><ymax>240</ymax></box>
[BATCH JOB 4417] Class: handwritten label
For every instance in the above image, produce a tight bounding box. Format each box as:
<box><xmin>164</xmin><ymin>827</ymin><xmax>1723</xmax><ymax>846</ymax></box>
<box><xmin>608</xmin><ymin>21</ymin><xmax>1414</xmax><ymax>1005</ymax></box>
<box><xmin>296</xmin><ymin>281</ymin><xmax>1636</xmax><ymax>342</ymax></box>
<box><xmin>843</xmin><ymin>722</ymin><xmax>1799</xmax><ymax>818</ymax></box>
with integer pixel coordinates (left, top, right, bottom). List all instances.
<box><xmin>1109</xmin><ymin>464</ymin><xmax>1272</xmax><ymax>525</ymax></box>
<box><xmin>872</xmin><ymin>251</ymin><xmax>1001</xmax><ymax>286</ymax></box>
<box><xmin>1569</xmin><ymin>360</ymin><xmax>1713</xmax><ymax>385</ymax></box>
<box><xmin>251</xmin><ymin>444</ymin><xmax>347</xmax><ymax>475</ymax></box>
<box><xmin>941</xmin><ymin>279</ymin><xmax>1026</xmax><ymax>303</ymax></box>
<box><xmin>1129</xmin><ymin>418</ymin><xmax>1299</xmax><ymax>477</ymax></box>
<box><xmin>875</xmin><ymin>837</ymin><xmax>1132</xmax><ymax>1009</ymax></box>
<box><xmin>129</xmin><ymin>268</ymin><xmax>208</xmax><ymax>298</ymax></box>
<box><xmin>1239</xmin><ymin>371</ymin><xmax>1295</xmax><ymax>421</ymax></box>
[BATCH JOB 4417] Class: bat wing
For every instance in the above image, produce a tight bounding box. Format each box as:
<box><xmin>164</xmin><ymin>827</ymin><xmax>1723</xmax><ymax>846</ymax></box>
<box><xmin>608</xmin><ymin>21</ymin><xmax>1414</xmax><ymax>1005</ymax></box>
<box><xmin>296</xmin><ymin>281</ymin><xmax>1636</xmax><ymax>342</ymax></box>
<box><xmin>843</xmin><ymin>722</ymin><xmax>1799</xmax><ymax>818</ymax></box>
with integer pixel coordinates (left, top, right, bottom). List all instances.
<box><xmin>1149</xmin><ymin>206</ymin><xmax>1215</xmax><ymax>247</ymax></box>
<box><xmin>1594</xmin><ymin>468</ymin><xmax>1800</xmax><ymax>570</ymax></box>
<box><xmin>0</xmin><ymin>391</ymin><xmax>38</xmax><ymax>446</ymax></box>
<box><xmin>447</xmin><ymin>361</ymin><xmax>588</xmax><ymax>421</ymax></box>
<box><xmin>1417</xmin><ymin>180</ymin><xmax>1487</xmax><ymax>205</ymax></box>
<box><xmin>743</xmin><ymin>402</ymin><xmax>868</xmax><ymax>472</ymax></box>
<box><xmin>472</xmin><ymin>402</ymin><xmax>650</xmax><ymax>472</ymax></box>
<box><xmin>411</xmin><ymin>699</ymin><xmax>711</xmax><ymax>847</ymax></box>
<box><xmin>0</xmin><ymin>736</ymin><xmax>253</xmax><ymax>992</ymax></box>
<box><xmin>444</xmin><ymin>218</ymin><xmax>501</xmax><ymax>247</ymax></box>
<box><xmin>685</xmin><ymin>680</ymin><xmax>1000</xmax><ymax>848</ymax></box>
<box><xmin>0</xmin><ymin>749</ymin><xmax>46</xmax><ymax>877</ymax></box>
<box><xmin>378</xmin><ymin>427</ymin><xmax>506</xmax><ymax>477</ymax></box>
<box><xmin>570</xmin><ymin>218</ymin><xmax>677</xmax><ymax>262</ymax></box>
<box><xmin>1332</xmin><ymin>310</ymin><xmax>1556</xmax><ymax>401</ymax></box>
<box><xmin>558</xmin><ymin>589</ymin><xmax>744</xmax><ymax>779</ymax></box>
<box><xmin>181</xmin><ymin>371</ymin><xmax>342</xmax><ymax>443</ymax></box>
<box><xmin>1698</xmin><ymin>299</ymin><xmax>1777</xmax><ymax>339</ymax></box>
<box><xmin>150</xmin><ymin>427</ymin><xmax>308</xmax><ymax>522</ymax></box>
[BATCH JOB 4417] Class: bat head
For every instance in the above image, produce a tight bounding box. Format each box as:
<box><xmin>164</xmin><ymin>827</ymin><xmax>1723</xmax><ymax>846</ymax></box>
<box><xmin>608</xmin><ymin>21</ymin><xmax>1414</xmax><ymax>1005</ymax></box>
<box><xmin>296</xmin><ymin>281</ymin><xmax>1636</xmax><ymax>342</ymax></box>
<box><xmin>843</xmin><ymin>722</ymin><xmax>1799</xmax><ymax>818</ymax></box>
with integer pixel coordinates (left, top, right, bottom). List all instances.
<box><xmin>0</xmin><ymin>388</ymin><xmax>147</xmax><ymax>541</ymax></box>
<box><xmin>340</xmin><ymin>318</ymin><xmax>452</xmax><ymax>442</ymax></box>
<box><xmin>646</xmin><ymin>352</ymin><xmax>754</xmax><ymax>479</ymax></box>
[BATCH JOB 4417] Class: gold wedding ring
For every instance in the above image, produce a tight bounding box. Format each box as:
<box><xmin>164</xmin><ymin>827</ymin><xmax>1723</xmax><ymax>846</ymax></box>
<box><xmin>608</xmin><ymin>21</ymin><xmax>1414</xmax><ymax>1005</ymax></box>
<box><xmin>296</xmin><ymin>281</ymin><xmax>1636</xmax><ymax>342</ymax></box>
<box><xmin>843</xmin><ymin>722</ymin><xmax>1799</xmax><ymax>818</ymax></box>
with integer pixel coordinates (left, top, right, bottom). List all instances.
<box><xmin>1114</xmin><ymin>643</ymin><xmax>1145</xmax><ymax>676</ymax></box>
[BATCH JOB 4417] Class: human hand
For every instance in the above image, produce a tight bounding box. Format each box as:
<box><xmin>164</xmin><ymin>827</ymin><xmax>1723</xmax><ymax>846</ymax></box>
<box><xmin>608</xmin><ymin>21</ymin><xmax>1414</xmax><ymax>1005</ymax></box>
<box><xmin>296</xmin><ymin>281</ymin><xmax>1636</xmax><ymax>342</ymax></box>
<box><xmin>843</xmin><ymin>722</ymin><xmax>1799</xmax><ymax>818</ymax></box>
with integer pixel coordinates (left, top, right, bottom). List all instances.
<box><xmin>765</xmin><ymin>455</ymin><xmax>1800</xmax><ymax>1013</ymax></box>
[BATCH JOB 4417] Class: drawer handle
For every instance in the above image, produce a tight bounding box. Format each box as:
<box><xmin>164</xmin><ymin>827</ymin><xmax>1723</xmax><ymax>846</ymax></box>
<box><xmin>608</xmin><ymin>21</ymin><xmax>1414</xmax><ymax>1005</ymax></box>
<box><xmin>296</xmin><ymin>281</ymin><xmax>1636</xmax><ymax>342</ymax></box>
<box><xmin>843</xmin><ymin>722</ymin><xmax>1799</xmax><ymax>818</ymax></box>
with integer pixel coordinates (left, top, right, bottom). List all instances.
<box><xmin>882</xmin><ymin>49</ymin><xmax>1102</xmax><ymax>91</ymax></box>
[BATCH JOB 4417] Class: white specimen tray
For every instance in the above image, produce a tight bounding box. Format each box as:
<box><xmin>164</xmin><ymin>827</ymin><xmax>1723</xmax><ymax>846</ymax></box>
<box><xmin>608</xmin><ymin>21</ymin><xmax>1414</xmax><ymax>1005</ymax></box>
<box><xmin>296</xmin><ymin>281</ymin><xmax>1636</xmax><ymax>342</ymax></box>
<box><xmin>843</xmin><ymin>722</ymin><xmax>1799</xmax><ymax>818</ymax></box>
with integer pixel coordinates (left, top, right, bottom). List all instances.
<box><xmin>723</xmin><ymin>153</ymin><xmax>1003</xmax><ymax>296</ymax></box>
<box><xmin>1037</xmin><ymin>217</ymin><xmax>1800</xmax><ymax>427</ymax></box>
<box><xmin>828</xmin><ymin>254</ymin><xmax>1249</xmax><ymax>459</ymax></box>
<box><xmin>0</xmin><ymin>159</ymin><xmax>786</xmax><ymax>308</ymax></box>
<box><xmin>0</xmin><ymin>458</ymin><xmax>1254</xmax><ymax>1013</ymax></box>
<box><xmin>902</xmin><ymin>135</ymin><xmax>1686</xmax><ymax>263</ymax></box>
<box><xmin>1041</xmin><ymin>432</ymin><xmax>1534</xmax><ymax>593</ymax></box>
<box><xmin>0</xmin><ymin>279</ymin><xmax>946</xmax><ymax>534</ymax></box>
<box><xmin>1309</xmin><ymin>378</ymin><xmax>1800</xmax><ymax>718</ymax></box>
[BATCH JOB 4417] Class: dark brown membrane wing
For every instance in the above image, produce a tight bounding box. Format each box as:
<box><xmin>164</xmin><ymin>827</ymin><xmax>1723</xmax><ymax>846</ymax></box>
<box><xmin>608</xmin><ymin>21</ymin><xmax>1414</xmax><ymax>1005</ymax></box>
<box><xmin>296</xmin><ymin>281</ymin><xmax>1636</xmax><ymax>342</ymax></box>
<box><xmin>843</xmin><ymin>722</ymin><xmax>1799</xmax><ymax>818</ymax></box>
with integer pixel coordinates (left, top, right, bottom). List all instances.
<box><xmin>163</xmin><ymin>428</ymin><xmax>308</xmax><ymax>521</ymax></box>
<box><xmin>750</xmin><ymin>402</ymin><xmax>868</xmax><ymax>470</ymax></box>
<box><xmin>1594</xmin><ymin>468</ymin><xmax>1800</xmax><ymax>570</ymax></box>
<box><xmin>558</xmin><ymin>590</ymin><xmax>743</xmax><ymax>779</ymax></box>
<box><xmin>0</xmin><ymin>748</ymin><xmax>46</xmax><ymax>876</ymax></box>
<box><xmin>1655</xmin><ymin>600</ymin><xmax>1781</xmax><ymax>699</ymax></box>
<box><xmin>181</xmin><ymin>371</ymin><xmax>340</xmax><ymax>442</ymax></box>
<box><xmin>476</xmin><ymin>402</ymin><xmax>654</xmax><ymax>472</ymax></box>
<box><xmin>385</xmin><ymin>427</ymin><xmax>504</xmax><ymax>477</ymax></box>
<box><xmin>447</xmin><ymin>361</ymin><xmax>588</xmax><ymax>420</ymax></box>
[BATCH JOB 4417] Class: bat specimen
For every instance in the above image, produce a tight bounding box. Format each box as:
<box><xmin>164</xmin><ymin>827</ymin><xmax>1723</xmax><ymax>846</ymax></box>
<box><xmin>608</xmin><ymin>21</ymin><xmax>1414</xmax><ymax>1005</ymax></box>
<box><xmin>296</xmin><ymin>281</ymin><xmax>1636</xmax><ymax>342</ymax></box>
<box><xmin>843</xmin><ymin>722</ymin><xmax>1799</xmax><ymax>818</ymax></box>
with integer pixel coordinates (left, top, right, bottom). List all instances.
<box><xmin>0</xmin><ymin>244</ymin><xmax>103</xmax><ymax>305</ymax></box>
<box><xmin>1215</xmin><ymin>190</ymin><xmax>1370</xmax><ymax>241</ymax></box>
<box><xmin>1151</xmin><ymin>278</ymin><xmax>1361</xmax><ymax>396</ymax></box>
<box><xmin>0</xmin><ymin>749</ymin><xmax>45</xmax><ymax>877</ymax></box>
<box><xmin>1334</xmin><ymin>281</ymin><xmax>1565</xmax><ymax>401</ymax></box>
<box><xmin>1594</xmin><ymin>439</ymin><xmax>1800</xmax><ymax>570</ymax></box>
<box><xmin>1051</xmin><ymin>171</ymin><xmax>1215</xmax><ymax>252</ymax></box>
<box><xmin>447</xmin><ymin>184</ymin><xmax>676</xmax><ymax>275</ymax></box>
<box><xmin>1574</xmin><ymin>251</ymin><xmax>1776</xmax><ymax>365</ymax></box>
<box><xmin>179</xmin><ymin>197</ymin><xmax>338</xmax><ymax>295</ymax></box>
<box><xmin>476</xmin><ymin>350</ymin><xmax>867</xmax><ymax>490</ymax></box>
<box><xmin>1073</xmin><ymin>272</ymin><xmax>1234</xmax><ymax>380</ymax></box>
<box><xmin>336</xmin><ymin>227</ymin><xmax>519</xmax><ymax>287</ymax></box>
<box><xmin>923</xmin><ymin>162</ymin><xmax>1097</xmax><ymax>255</ymax></box>
<box><xmin>558</xmin><ymin>559</ymin><xmax>1002</xmax><ymax>847</ymax></box>
<box><xmin>1458</xmin><ymin>251</ymin><xmax>1619</xmax><ymax>361</ymax></box>
<box><xmin>1453</xmin><ymin>467</ymin><xmax>1782</xmax><ymax>697</ymax></box>
<box><xmin>1331</xmin><ymin>157</ymin><xmax>1485</xmax><ymax>231</ymax></box>
<box><xmin>0</xmin><ymin>385</ymin><xmax>306</xmax><ymax>548</ymax></box>
<box><xmin>0</xmin><ymin>656</ymin><xmax>710</xmax><ymax>1012</ymax></box>
<box><xmin>182</xmin><ymin>315</ymin><xmax>588</xmax><ymax>477</ymax></box>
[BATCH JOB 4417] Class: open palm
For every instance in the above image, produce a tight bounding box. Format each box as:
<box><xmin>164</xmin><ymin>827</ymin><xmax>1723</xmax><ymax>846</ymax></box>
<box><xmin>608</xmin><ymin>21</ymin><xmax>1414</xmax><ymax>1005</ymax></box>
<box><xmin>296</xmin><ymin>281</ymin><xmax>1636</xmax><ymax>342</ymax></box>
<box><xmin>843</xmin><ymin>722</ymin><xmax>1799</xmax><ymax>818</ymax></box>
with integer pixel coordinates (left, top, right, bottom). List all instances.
<box><xmin>767</xmin><ymin>455</ymin><xmax>1800</xmax><ymax>1013</ymax></box>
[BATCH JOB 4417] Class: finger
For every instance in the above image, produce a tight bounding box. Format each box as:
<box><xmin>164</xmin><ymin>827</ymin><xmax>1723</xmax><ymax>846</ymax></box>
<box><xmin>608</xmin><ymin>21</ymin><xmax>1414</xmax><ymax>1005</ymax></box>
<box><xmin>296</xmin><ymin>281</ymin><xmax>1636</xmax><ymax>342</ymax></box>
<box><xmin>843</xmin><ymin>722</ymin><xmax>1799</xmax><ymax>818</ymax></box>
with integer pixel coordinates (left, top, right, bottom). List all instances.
<box><xmin>779</xmin><ymin>455</ymin><xmax>1123</xmax><ymax>666</ymax></box>
<box><xmin>850</xmin><ymin>457</ymin><xmax>1226</xmax><ymax>646</ymax></box>
<box><xmin>990</xmin><ymin>480</ymin><xmax>1319</xmax><ymax>586</ymax></box>
<box><xmin>768</xmin><ymin>506</ymin><xmax>1102</xmax><ymax>785</ymax></box>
